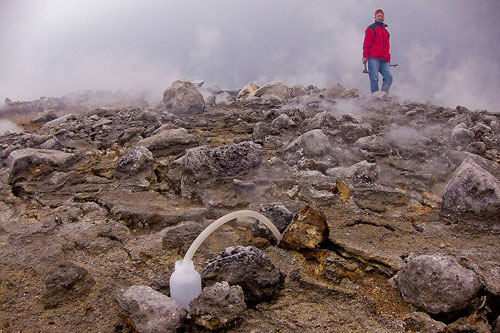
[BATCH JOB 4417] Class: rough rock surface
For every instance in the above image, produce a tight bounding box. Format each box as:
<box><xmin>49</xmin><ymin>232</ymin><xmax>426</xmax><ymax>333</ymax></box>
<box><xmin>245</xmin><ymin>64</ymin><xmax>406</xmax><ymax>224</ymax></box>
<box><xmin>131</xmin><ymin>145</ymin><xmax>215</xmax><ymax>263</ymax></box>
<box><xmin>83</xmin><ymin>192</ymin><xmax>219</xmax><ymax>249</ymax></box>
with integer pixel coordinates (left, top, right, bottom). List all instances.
<box><xmin>42</xmin><ymin>262</ymin><xmax>95</xmax><ymax>309</ymax></box>
<box><xmin>163</xmin><ymin>79</ymin><xmax>205</xmax><ymax>116</ymax></box>
<box><xmin>280</xmin><ymin>205</ymin><xmax>329</xmax><ymax>250</ymax></box>
<box><xmin>201</xmin><ymin>246</ymin><xmax>285</xmax><ymax>303</ymax></box>
<box><xmin>114</xmin><ymin>285</ymin><xmax>187</xmax><ymax>333</ymax></box>
<box><xmin>189</xmin><ymin>281</ymin><xmax>246</xmax><ymax>330</ymax></box>
<box><xmin>441</xmin><ymin>158</ymin><xmax>500</xmax><ymax>224</ymax></box>
<box><xmin>395</xmin><ymin>255</ymin><xmax>481</xmax><ymax>314</ymax></box>
<box><xmin>114</xmin><ymin>146</ymin><xmax>154</xmax><ymax>179</ymax></box>
<box><xmin>254</xmin><ymin>81</ymin><xmax>291</xmax><ymax>100</ymax></box>
<box><xmin>136</xmin><ymin>128</ymin><xmax>198</xmax><ymax>158</ymax></box>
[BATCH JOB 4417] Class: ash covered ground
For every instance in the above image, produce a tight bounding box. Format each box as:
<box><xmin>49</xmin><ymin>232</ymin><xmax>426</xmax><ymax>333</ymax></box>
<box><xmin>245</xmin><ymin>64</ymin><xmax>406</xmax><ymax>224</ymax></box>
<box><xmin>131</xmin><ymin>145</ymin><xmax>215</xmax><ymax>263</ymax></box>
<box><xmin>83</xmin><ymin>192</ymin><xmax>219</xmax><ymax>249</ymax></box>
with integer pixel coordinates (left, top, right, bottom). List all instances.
<box><xmin>1</xmin><ymin>80</ymin><xmax>499</xmax><ymax>332</ymax></box>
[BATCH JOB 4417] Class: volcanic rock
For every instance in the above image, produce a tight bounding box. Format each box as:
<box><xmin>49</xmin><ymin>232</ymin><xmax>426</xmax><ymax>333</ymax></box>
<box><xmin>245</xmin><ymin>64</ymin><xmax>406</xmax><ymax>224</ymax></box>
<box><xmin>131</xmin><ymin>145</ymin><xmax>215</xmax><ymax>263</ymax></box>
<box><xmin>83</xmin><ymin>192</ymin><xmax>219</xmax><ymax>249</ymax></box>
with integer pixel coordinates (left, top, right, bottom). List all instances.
<box><xmin>237</xmin><ymin>82</ymin><xmax>258</xmax><ymax>100</ymax></box>
<box><xmin>114</xmin><ymin>285</ymin><xmax>187</xmax><ymax>333</ymax></box>
<box><xmin>254</xmin><ymin>81</ymin><xmax>291</xmax><ymax>100</ymax></box>
<box><xmin>189</xmin><ymin>281</ymin><xmax>246</xmax><ymax>330</ymax></box>
<box><xmin>201</xmin><ymin>246</ymin><xmax>285</xmax><ymax>303</ymax></box>
<box><xmin>280</xmin><ymin>205</ymin><xmax>329</xmax><ymax>250</ymax></box>
<box><xmin>252</xmin><ymin>203</ymin><xmax>294</xmax><ymax>244</ymax></box>
<box><xmin>114</xmin><ymin>146</ymin><xmax>154</xmax><ymax>179</ymax></box>
<box><xmin>395</xmin><ymin>255</ymin><xmax>481</xmax><ymax>315</ymax></box>
<box><xmin>162</xmin><ymin>221</ymin><xmax>204</xmax><ymax>254</ymax></box>
<box><xmin>163</xmin><ymin>79</ymin><xmax>205</xmax><ymax>116</ymax></box>
<box><xmin>42</xmin><ymin>262</ymin><xmax>95</xmax><ymax>309</ymax></box>
<box><xmin>441</xmin><ymin>158</ymin><xmax>500</xmax><ymax>224</ymax></box>
<box><xmin>284</xmin><ymin>129</ymin><xmax>332</xmax><ymax>157</ymax></box>
<box><xmin>136</xmin><ymin>128</ymin><xmax>198</xmax><ymax>158</ymax></box>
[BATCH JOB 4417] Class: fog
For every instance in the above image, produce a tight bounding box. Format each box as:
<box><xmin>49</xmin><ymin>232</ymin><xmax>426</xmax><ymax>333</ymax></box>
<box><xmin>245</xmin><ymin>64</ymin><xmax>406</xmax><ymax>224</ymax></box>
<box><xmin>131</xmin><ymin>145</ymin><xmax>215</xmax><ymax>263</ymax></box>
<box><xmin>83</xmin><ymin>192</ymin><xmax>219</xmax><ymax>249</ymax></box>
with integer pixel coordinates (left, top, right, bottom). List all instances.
<box><xmin>1</xmin><ymin>0</ymin><xmax>499</xmax><ymax>110</ymax></box>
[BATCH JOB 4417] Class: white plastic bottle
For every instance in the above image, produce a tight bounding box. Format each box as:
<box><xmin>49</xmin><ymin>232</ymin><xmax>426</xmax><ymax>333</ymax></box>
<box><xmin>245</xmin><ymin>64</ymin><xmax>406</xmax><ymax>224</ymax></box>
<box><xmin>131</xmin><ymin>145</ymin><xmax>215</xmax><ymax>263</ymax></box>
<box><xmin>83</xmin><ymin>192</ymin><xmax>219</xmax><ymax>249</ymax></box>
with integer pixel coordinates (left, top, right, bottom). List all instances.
<box><xmin>169</xmin><ymin>259</ymin><xmax>202</xmax><ymax>311</ymax></box>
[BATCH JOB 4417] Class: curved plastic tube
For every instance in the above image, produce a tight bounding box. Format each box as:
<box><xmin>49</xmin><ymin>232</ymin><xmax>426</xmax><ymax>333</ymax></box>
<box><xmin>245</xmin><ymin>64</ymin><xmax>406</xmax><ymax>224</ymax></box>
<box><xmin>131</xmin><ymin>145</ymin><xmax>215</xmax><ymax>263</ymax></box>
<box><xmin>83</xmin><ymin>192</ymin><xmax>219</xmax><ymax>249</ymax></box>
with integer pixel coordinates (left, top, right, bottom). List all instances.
<box><xmin>182</xmin><ymin>210</ymin><xmax>282</xmax><ymax>265</ymax></box>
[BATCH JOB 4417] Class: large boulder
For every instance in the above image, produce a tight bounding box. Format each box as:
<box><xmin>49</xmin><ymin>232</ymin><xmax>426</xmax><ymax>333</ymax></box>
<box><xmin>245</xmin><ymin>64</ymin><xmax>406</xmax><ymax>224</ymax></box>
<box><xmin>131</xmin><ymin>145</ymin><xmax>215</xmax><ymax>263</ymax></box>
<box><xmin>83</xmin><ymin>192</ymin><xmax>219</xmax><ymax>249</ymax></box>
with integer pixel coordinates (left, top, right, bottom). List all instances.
<box><xmin>441</xmin><ymin>158</ymin><xmax>500</xmax><ymax>224</ymax></box>
<box><xmin>114</xmin><ymin>285</ymin><xmax>187</xmax><ymax>333</ymax></box>
<box><xmin>395</xmin><ymin>255</ymin><xmax>481</xmax><ymax>315</ymax></box>
<box><xmin>237</xmin><ymin>82</ymin><xmax>258</xmax><ymax>100</ymax></box>
<box><xmin>163</xmin><ymin>79</ymin><xmax>205</xmax><ymax>116</ymax></box>
<box><xmin>254</xmin><ymin>81</ymin><xmax>291</xmax><ymax>100</ymax></box>
<box><xmin>201</xmin><ymin>246</ymin><xmax>285</xmax><ymax>303</ymax></box>
<box><xmin>6</xmin><ymin>148</ymin><xmax>78</xmax><ymax>184</ymax></box>
<box><xmin>136</xmin><ymin>128</ymin><xmax>198</xmax><ymax>158</ymax></box>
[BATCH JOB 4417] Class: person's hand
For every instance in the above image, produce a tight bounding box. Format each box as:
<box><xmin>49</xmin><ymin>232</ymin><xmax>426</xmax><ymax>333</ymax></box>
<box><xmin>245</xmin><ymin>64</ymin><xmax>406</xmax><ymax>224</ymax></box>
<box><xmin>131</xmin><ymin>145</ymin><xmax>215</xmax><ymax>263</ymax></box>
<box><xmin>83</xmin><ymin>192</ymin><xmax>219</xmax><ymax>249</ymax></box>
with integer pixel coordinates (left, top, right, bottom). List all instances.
<box><xmin>362</xmin><ymin>57</ymin><xmax>368</xmax><ymax>64</ymax></box>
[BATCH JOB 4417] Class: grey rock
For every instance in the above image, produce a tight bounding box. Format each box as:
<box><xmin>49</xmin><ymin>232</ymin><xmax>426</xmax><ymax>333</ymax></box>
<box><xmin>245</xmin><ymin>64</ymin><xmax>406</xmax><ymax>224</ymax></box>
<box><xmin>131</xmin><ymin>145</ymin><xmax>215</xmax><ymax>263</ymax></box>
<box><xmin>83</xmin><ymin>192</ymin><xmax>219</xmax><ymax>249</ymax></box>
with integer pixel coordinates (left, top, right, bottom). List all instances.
<box><xmin>30</xmin><ymin>111</ymin><xmax>58</xmax><ymax>124</ymax></box>
<box><xmin>303</xmin><ymin>111</ymin><xmax>339</xmax><ymax>132</ymax></box>
<box><xmin>466</xmin><ymin>141</ymin><xmax>487</xmax><ymax>154</ymax></box>
<box><xmin>136</xmin><ymin>128</ymin><xmax>198</xmax><ymax>158</ymax></box>
<box><xmin>326</xmin><ymin>160</ymin><xmax>378</xmax><ymax>183</ymax></box>
<box><xmin>320</xmin><ymin>83</ymin><xmax>346</xmax><ymax>102</ymax></box>
<box><xmin>290</xmin><ymin>85</ymin><xmax>308</xmax><ymax>98</ymax></box>
<box><xmin>114</xmin><ymin>285</ymin><xmax>187</xmax><ymax>333</ymax></box>
<box><xmin>254</xmin><ymin>81</ymin><xmax>291</xmax><ymax>100</ymax></box>
<box><xmin>441</xmin><ymin>158</ymin><xmax>500</xmax><ymax>224</ymax></box>
<box><xmin>403</xmin><ymin>312</ymin><xmax>446</xmax><ymax>333</ymax></box>
<box><xmin>252</xmin><ymin>203</ymin><xmax>294</xmax><ymax>243</ymax></box>
<box><xmin>252</xmin><ymin>121</ymin><xmax>277</xmax><ymax>143</ymax></box>
<box><xmin>215</xmin><ymin>92</ymin><xmax>234</xmax><ymax>106</ymax></box>
<box><xmin>181</xmin><ymin>141</ymin><xmax>261</xmax><ymax>199</ymax></box>
<box><xmin>237</xmin><ymin>82</ymin><xmax>258</xmax><ymax>100</ymax></box>
<box><xmin>114</xmin><ymin>146</ymin><xmax>154</xmax><ymax>179</ymax></box>
<box><xmin>340</xmin><ymin>123</ymin><xmax>373</xmax><ymax>144</ymax></box>
<box><xmin>189</xmin><ymin>281</ymin><xmax>246</xmax><ymax>330</ymax></box>
<box><xmin>271</xmin><ymin>113</ymin><xmax>296</xmax><ymax>130</ymax></box>
<box><xmin>6</xmin><ymin>148</ymin><xmax>77</xmax><ymax>184</ymax></box>
<box><xmin>284</xmin><ymin>129</ymin><xmax>332</xmax><ymax>157</ymax></box>
<box><xmin>41</xmin><ymin>113</ymin><xmax>77</xmax><ymax>129</ymax></box>
<box><xmin>395</xmin><ymin>255</ymin><xmax>481</xmax><ymax>314</ymax></box>
<box><xmin>451</xmin><ymin>123</ymin><xmax>474</xmax><ymax>145</ymax></box>
<box><xmin>354</xmin><ymin>135</ymin><xmax>392</xmax><ymax>156</ymax></box>
<box><xmin>42</xmin><ymin>262</ymin><xmax>95</xmax><ymax>309</ymax></box>
<box><xmin>162</xmin><ymin>221</ymin><xmax>204</xmax><ymax>253</ymax></box>
<box><xmin>163</xmin><ymin>79</ymin><xmax>205</xmax><ymax>116</ymax></box>
<box><xmin>201</xmin><ymin>246</ymin><xmax>285</xmax><ymax>303</ymax></box>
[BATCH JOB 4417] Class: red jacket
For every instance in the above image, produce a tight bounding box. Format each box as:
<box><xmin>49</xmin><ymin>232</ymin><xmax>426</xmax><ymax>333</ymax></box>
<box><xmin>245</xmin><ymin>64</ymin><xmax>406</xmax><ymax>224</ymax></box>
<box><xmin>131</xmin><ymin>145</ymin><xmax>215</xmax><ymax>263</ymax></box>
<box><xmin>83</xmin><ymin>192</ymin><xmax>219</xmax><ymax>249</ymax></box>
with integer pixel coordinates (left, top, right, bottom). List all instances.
<box><xmin>363</xmin><ymin>22</ymin><xmax>391</xmax><ymax>63</ymax></box>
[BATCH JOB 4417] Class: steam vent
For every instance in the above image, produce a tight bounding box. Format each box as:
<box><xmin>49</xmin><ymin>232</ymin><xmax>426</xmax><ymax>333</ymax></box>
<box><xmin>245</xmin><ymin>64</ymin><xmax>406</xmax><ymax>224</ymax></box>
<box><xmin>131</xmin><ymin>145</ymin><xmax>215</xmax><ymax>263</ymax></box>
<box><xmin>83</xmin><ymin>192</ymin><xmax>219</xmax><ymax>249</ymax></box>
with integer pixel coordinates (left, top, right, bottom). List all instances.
<box><xmin>1</xmin><ymin>80</ymin><xmax>500</xmax><ymax>332</ymax></box>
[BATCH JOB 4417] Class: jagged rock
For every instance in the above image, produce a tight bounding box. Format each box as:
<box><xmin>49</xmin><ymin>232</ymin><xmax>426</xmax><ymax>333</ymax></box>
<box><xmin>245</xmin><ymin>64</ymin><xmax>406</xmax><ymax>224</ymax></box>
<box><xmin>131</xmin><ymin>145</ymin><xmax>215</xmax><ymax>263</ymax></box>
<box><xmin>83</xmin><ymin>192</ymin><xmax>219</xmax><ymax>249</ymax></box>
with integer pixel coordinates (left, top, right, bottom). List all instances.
<box><xmin>271</xmin><ymin>113</ymin><xmax>296</xmax><ymax>130</ymax></box>
<box><xmin>181</xmin><ymin>141</ymin><xmax>261</xmax><ymax>199</ymax></box>
<box><xmin>201</xmin><ymin>245</ymin><xmax>285</xmax><ymax>303</ymax></box>
<box><xmin>395</xmin><ymin>255</ymin><xmax>481</xmax><ymax>314</ymax></box>
<box><xmin>441</xmin><ymin>158</ymin><xmax>500</xmax><ymax>223</ymax></box>
<box><xmin>354</xmin><ymin>135</ymin><xmax>392</xmax><ymax>156</ymax></box>
<box><xmin>467</xmin><ymin>141</ymin><xmax>487</xmax><ymax>154</ymax></box>
<box><xmin>403</xmin><ymin>312</ymin><xmax>446</xmax><ymax>333</ymax></box>
<box><xmin>279</xmin><ymin>205</ymin><xmax>329</xmax><ymax>250</ymax></box>
<box><xmin>114</xmin><ymin>285</ymin><xmax>187</xmax><ymax>333</ymax></box>
<box><xmin>136</xmin><ymin>128</ymin><xmax>198</xmax><ymax>158</ymax></box>
<box><xmin>162</xmin><ymin>221</ymin><xmax>204</xmax><ymax>253</ymax></box>
<box><xmin>284</xmin><ymin>129</ymin><xmax>332</xmax><ymax>157</ymax></box>
<box><xmin>320</xmin><ymin>83</ymin><xmax>346</xmax><ymax>102</ymax></box>
<box><xmin>303</xmin><ymin>111</ymin><xmax>339</xmax><ymax>132</ymax></box>
<box><xmin>451</xmin><ymin>123</ymin><xmax>474</xmax><ymax>145</ymax></box>
<box><xmin>326</xmin><ymin>160</ymin><xmax>378</xmax><ymax>183</ymax></box>
<box><xmin>114</xmin><ymin>146</ymin><xmax>154</xmax><ymax>179</ymax></box>
<box><xmin>42</xmin><ymin>262</ymin><xmax>95</xmax><ymax>309</ymax></box>
<box><xmin>237</xmin><ymin>82</ymin><xmax>258</xmax><ymax>100</ymax></box>
<box><xmin>254</xmin><ymin>81</ymin><xmax>291</xmax><ymax>100</ymax></box>
<box><xmin>290</xmin><ymin>85</ymin><xmax>308</xmax><ymax>98</ymax></box>
<box><xmin>41</xmin><ymin>113</ymin><xmax>77</xmax><ymax>129</ymax></box>
<box><xmin>6</xmin><ymin>148</ymin><xmax>78</xmax><ymax>184</ymax></box>
<box><xmin>252</xmin><ymin>121</ymin><xmax>277</xmax><ymax>143</ymax></box>
<box><xmin>252</xmin><ymin>203</ymin><xmax>294</xmax><ymax>243</ymax></box>
<box><xmin>30</xmin><ymin>111</ymin><xmax>58</xmax><ymax>124</ymax></box>
<box><xmin>189</xmin><ymin>281</ymin><xmax>246</xmax><ymax>330</ymax></box>
<box><xmin>340</xmin><ymin>123</ymin><xmax>373</xmax><ymax>144</ymax></box>
<box><xmin>163</xmin><ymin>79</ymin><xmax>205</xmax><ymax>116</ymax></box>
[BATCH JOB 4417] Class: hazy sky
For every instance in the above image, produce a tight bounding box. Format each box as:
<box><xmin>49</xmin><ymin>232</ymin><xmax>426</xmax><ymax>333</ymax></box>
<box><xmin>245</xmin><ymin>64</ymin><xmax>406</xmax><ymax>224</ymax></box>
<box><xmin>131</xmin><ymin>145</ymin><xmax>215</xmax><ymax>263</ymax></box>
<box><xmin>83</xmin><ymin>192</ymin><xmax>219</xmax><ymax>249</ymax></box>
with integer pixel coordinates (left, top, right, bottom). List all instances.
<box><xmin>1</xmin><ymin>0</ymin><xmax>499</xmax><ymax>110</ymax></box>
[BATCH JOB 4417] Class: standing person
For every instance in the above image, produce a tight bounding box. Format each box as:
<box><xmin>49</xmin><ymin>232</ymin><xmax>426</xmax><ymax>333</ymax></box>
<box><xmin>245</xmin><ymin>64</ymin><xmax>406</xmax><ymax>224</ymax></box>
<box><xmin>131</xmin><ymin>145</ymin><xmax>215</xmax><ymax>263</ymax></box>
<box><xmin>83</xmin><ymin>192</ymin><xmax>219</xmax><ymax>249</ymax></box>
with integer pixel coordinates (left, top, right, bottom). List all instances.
<box><xmin>362</xmin><ymin>9</ymin><xmax>393</xmax><ymax>93</ymax></box>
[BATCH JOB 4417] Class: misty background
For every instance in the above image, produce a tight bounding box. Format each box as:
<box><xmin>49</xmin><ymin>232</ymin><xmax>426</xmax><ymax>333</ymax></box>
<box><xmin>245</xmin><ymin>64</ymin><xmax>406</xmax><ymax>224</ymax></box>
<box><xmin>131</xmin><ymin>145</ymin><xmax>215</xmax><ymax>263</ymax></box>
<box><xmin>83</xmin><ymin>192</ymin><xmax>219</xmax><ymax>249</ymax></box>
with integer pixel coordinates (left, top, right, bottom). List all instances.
<box><xmin>1</xmin><ymin>0</ymin><xmax>499</xmax><ymax>111</ymax></box>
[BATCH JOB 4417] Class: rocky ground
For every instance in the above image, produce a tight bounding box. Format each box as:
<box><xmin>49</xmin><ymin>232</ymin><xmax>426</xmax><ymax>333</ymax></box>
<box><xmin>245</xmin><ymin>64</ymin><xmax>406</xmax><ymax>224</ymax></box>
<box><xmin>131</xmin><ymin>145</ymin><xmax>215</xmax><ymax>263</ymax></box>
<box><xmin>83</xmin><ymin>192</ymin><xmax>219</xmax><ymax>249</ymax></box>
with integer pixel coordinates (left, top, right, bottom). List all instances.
<box><xmin>1</xmin><ymin>80</ymin><xmax>499</xmax><ymax>332</ymax></box>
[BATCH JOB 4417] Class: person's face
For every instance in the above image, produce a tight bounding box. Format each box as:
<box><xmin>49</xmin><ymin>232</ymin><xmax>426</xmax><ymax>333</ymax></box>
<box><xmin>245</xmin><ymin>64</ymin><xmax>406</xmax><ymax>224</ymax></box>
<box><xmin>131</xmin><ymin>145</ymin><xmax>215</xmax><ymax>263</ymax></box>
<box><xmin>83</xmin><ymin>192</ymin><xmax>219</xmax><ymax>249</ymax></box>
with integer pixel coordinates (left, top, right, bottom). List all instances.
<box><xmin>375</xmin><ymin>12</ymin><xmax>384</xmax><ymax>23</ymax></box>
